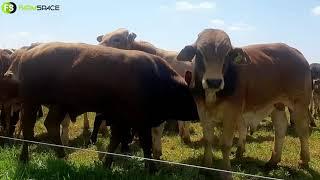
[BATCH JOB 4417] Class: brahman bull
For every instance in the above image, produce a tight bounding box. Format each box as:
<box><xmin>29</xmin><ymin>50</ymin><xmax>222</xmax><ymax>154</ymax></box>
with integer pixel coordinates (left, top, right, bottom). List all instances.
<box><xmin>0</xmin><ymin>42</ymin><xmax>199</xmax><ymax>171</ymax></box>
<box><xmin>177</xmin><ymin>29</ymin><xmax>311</xmax><ymax>178</ymax></box>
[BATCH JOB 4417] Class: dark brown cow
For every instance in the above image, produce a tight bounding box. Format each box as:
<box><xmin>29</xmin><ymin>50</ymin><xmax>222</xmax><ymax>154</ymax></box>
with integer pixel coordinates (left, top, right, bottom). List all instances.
<box><xmin>0</xmin><ymin>49</ymin><xmax>21</xmax><ymax>137</ymax></box>
<box><xmin>0</xmin><ymin>42</ymin><xmax>199</xmax><ymax>171</ymax></box>
<box><xmin>311</xmin><ymin>63</ymin><xmax>320</xmax><ymax>81</ymax></box>
<box><xmin>3</xmin><ymin>43</ymin><xmax>89</xmax><ymax>145</ymax></box>
<box><xmin>311</xmin><ymin>80</ymin><xmax>320</xmax><ymax>120</ymax></box>
<box><xmin>310</xmin><ymin>63</ymin><xmax>320</xmax><ymax>121</ymax></box>
<box><xmin>97</xmin><ymin>28</ymin><xmax>194</xmax><ymax>159</ymax></box>
<box><xmin>177</xmin><ymin>29</ymin><xmax>311</xmax><ymax>179</ymax></box>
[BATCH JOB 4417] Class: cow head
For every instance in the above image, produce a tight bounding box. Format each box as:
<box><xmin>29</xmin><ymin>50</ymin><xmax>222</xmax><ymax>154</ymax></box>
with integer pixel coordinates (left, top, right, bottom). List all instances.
<box><xmin>177</xmin><ymin>29</ymin><xmax>249</xmax><ymax>104</ymax></box>
<box><xmin>177</xmin><ymin>29</ymin><xmax>231</xmax><ymax>103</ymax></box>
<box><xmin>96</xmin><ymin>28</ymin><xmax>137</xmax><ymax>49</ymax></box>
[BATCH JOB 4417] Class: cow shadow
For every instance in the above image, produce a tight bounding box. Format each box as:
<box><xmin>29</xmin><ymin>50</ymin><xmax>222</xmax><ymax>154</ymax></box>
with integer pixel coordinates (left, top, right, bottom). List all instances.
<box><xmin>12</xmin><ymin>154</ymin><xmax>205</xmax><ymax>180</ymax></box>
<box><xmin>181</xmin><ymin>155</ymin><xmax>320</xmax><ymax>180</ymax></box>
<box><xmin>185</xmin><ymin>133</ymin><xmax>274</xmax><ymax>150</ymax></box>
<box><xmin>28</xmin><ymin>131</ymin><xmax>92</xmax><ymax>155</ymax></box>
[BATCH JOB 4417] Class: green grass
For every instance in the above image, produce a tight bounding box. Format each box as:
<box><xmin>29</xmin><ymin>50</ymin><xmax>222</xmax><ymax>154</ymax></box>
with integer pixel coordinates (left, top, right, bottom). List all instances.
<box><xmin>1</xmin><ymin>109</ymin><xmax>320</xmax><ymax>179</ymax></box>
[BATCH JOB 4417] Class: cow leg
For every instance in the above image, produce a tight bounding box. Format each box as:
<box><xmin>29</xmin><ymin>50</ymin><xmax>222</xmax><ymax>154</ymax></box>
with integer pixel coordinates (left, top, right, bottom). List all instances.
<box><xmin>60</xmin><ymin>115</ymin><xmax>70</xmax><ymax>146</ymax></box>
<box><xmin>90</xmin><ymin>113</ymin><xmax>104</xmax><ymax>144</ymax></box>
<box><xmin>14</xmin><ymin>119</ymin><xmax>22</xmax><ymax>138</ymax></box>
<box><xmin>9</xmin><ymin>111</ymin><xmax>20</xmax><ymax>137</ymax></box>
<box><xmin>199</xmin><ymin>105</ymin><xmax>214</xmax><ymax>167</ymax></box>
<box><xmin>83</xmin><ymin>113</ymin><xmax>90</xmax><ymax>142</ymax></box>
<box><xmin>19</xmin><ymin>103</ymin><xmax>38</xmax><ymax>163</ymax></box>
<box><xmin>103</xmin><ymin>124</ymin><xmax>121</xmax><ymax>169</ymax></box>
<box><xmin>99</xmin><ymin>120</ymin><xmax>108</xmax><ymax>137</ymax></box>
<box><xmin>308</xmin><ymin>111</ymin><xmax>316</xmax><ymax>127</ymax></box>
<box><xmin>236</xmin><ymin>118</ymin><xmax>247</xmax><ymax>159</ymax></box>
<box><xmin>139</xmin><ymin>126</ymin><xmax>156</xmax><ymax>173</ymax></box>
<box><xmin>37</xmin><ymin>106</ymin><xmax>43</xmax><ymax>119</ymax></box>
<box><xmin>0</xmin><ymin>106</ymin><xmax>5</xmax><ymax>134</ymax></box>
<box><xmin>315</xmin><ymin>96</ymin><xmax>320</xmax><ymax>120</ymax></box>
<box><xmin>220</xmin><ymin>111</ymin><xmax>237</xmax><ymax>179</ymax></box>
<box><xmin>291</xmin><ymin>104</ymin><xmax>311</xmax><ymax>168</ymax></box>
<box><xmin>44</xmin><ymin>105</ymin><xmax>66</xmax><ymax>159</ymax></box>
<box><xmin>4</xmin><ymin>104</ymin><xmax>12</xmax><ymax>136</ymax></box>
<box><xmin>266</xmin><ymin>106</ymin><xmax>287</xmax><ymax>168</ymax></box>
<box><xmin>178</xmin><ymin>121</ymin><xmax>191</xmax><ymax>144</ymax></box>
<box><xmin>288</xmin><ymin>108</ymin><xmax>295</xmax><ymax>127</ymax></box>
<box><xmin>120</xmin><ymin>126</ymin><xmax>131</xmax><ymax>153</ymax></box>
<box><xmin>151</xmin><ymin>122</ymin><xmax>165</xmax><ymax>160</ymax></box>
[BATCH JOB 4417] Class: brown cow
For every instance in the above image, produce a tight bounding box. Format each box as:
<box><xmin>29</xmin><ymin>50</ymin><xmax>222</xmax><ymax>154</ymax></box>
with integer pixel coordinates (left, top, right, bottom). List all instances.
<box><xmin>311</xmin><ymin>79</ymin><xmax>320</xmax><ymax>120</ymax></box>
<box><xmin>0</xmin><ymin>42</ymin><xmax>199</xmax><ymax>171</ymax></box>
<box><xmin>0</xmin><ymin>49</ymin><xmax>20</xmax><ymax>137</ymax></box>
<box><xmin>8</xmin><ymin>44</ymin><xmax>91</xmax><ymax>145</ymax></box>
<box><xmin>177</xmin><ymin>29</ymin><xmax>311</xmax><ymax>179</ymax></box>
<box><xmin>311</xmin><ymin>63</ymin><xmax>320</xmax><ymax>80</ymax></box>
<box><xmin>97</xmin><ymin>28</ymin><xmax>194</xmax><ymax>158</ymax></box>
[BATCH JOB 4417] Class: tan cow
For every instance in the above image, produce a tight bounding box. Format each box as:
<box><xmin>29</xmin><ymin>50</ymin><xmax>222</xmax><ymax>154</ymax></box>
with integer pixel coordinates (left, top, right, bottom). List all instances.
<box><xmin>96</xmin><ymin>28</ymin><xmax>194</xmax><ymax>159</ymax></box>
<box><xmin>177</xmin><ymin>29</ymin><xmax>311</xmax><ymax>179</ymax></box>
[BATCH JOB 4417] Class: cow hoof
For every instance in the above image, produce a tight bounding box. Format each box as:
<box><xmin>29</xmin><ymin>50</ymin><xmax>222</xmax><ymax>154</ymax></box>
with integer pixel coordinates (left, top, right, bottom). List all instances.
<box><xmin>202</xmin><ymin>158</ymin><xmax>213</xmax><ymax>168</ymax></box>
<box><xmin>146</xmin><ymin>162</ymin><xmax>157</xmax><ymax>174</ymax></box>
<box><xmin>19</xmin><ymin>154</ymin><xmax>29</xmax><ymax>163</ymax></box>
<box><xmin>310</xmin><ymin>122</ymin><xmax>317</xmax><ymax>128</ymax></box>
<box><xmin>88</xmin><ymin>139</ymin><xmax>96</xmax><ymax>146</ymax></box>
<box><xmin>103</xmin><ymin>157</ymin><xmax>113</xmax><ymax>169</ymax></box>
<box><xmin>182</xmin><ymin>137</ymin><xmax>191</xmax><ymax>145</ymax></box>
<box><xmin>220</xmin><ymin>172</ymin><xmax>232</xmax><ymax>180</ymax></box>
<box><xmin>56</xmin><ymin>148</ymin><xmax>67</xmax><ymax>159</ymax></box>
<box><xmin>120</xmin><ymin>145</ymin><xmax>130</xmax><ymax>154</ymax></box>
<box><xmin>61</xmin><ymin>140</ymin><xmax>69</xmax><ymax>146</ymax></box>
<box><xmin>264</xmin><ymin>161</ymin><xmax>278</xmax><ymax>171</ymax></box>
<box><xmin>153</xmin><ymin>150</ymin><xmax>162</xmax><ymax>160</ymax></box>
<box><xmin>298</xmin><ymin>160</ymin><xmax>309</xmax><ymax>169</ymax></box>
<box><xmin>235</xmin><ymin>148</ymin><xmax>245</xmax><ymax>159</ymax></box>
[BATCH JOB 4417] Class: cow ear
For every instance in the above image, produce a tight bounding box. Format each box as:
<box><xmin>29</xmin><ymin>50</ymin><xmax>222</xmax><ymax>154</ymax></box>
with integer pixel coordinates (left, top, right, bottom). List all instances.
<box><xmin>227</xmin><ymin>48</ymin><xmax>250</xmax><ymax>65</ymax></box>
<box><xmin>128</xmin><ymin>32</ymin><xmax>137</xmax><ymax>44</ymax></box>
<box><xmin>184</xmin><ymin>71</ymin><xmax>192</xmax><ymax>86</ymax></box>
<box><xmin>177</xmin><ymin>45</ymin><xmax>196</xmax><ymax>62</ymax></box>
<box><xmin>97</xmin><ymin>35</ymin><xmax>103</xmax><ymax>42</ymax></box>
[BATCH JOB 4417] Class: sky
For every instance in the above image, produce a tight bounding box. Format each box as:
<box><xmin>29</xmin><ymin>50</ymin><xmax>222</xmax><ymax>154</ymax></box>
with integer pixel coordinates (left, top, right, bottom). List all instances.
<box><xmin>0</xmin><ymin>0</ymin><xmax>319</xmax><ymax>63</ymax></box>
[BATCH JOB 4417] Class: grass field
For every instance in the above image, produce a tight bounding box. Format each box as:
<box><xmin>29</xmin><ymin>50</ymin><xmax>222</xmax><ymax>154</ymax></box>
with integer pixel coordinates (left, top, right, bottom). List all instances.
<box><xmin>0</xmin><ymin>109</ymin><xmax>320</xmax><ymax>180</ymax></box>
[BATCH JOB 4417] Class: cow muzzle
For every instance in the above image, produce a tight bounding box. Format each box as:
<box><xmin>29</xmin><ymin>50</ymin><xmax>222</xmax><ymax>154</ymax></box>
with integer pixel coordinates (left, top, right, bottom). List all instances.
<box><xmin>202</xmin><ymin>78</ymin><xmax>224</xmax><ymax>104</ymax></box>
<box><xmin>202</xmin><ymin>78</ymin><xmax>224</xmax><ymax>90</ymax></box>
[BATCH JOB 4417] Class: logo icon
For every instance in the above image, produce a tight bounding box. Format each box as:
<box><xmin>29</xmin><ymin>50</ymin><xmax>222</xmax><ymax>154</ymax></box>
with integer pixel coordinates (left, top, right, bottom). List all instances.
<box><xmin>1</xmin><ymin>2</ymin><xmax>17</xmax><ymax>14</ymax></box>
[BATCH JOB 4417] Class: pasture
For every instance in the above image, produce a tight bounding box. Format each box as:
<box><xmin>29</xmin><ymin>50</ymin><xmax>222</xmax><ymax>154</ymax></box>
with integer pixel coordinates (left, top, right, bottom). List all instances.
<box><xmin>0</xmin><ymin>108</ymin><xmax>320</xmax><ymax>180</ymax></box>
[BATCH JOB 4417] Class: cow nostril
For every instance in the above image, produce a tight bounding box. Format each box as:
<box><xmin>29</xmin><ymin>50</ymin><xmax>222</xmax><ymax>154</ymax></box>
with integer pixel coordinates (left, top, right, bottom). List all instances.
<box><xmin>206</xmin><ymin>79</ymin><xmax>222</xmax><ymax>89</ymax></box>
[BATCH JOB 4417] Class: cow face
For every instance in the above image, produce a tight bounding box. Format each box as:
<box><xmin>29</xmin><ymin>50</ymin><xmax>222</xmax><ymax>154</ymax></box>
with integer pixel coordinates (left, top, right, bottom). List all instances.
<box><xmin>97</xmin><ymin>28</ymin><xmax>137</xmax><ymax>49</ymax></box>
<box><xmin>177</xmin><ymin>29</ymin><xmax>233</xmax><ymax>103</ymax></box>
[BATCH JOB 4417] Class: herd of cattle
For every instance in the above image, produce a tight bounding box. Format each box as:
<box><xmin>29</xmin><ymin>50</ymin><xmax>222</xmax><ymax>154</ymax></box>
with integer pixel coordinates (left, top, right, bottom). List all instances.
<box><xmin>0</xmin><ymin>28</ymin><xmax>320</xmax><ymax>179</ymax></box>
